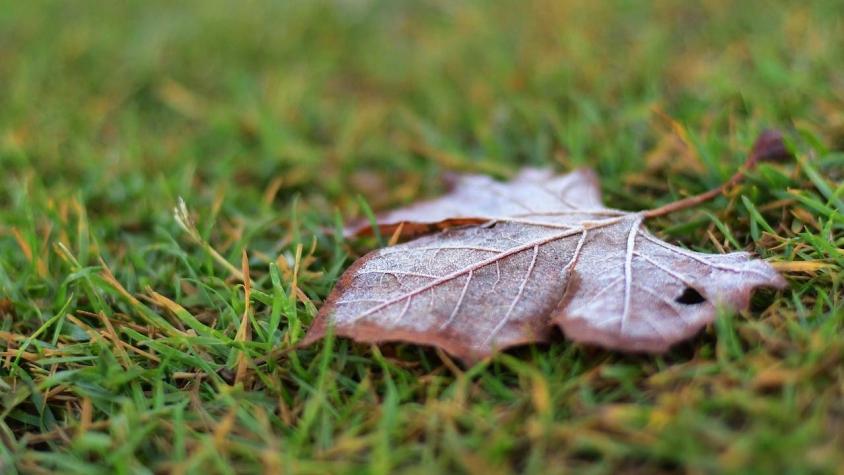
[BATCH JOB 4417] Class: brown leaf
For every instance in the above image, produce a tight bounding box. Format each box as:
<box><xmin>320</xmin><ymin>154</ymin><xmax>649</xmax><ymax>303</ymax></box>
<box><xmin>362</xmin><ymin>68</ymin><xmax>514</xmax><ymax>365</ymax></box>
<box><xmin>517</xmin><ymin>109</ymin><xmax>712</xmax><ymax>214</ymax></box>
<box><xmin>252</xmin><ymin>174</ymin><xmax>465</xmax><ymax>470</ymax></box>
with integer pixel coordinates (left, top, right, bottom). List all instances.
<box><xmin>344</xmin><ymin>168</ymin><xmax>606</xmax><ymax>239</ymax></box>
<box><xmin>306</xmin><ymin>166</ymin><xmax>786</xmax><ymax>363</ymax></box>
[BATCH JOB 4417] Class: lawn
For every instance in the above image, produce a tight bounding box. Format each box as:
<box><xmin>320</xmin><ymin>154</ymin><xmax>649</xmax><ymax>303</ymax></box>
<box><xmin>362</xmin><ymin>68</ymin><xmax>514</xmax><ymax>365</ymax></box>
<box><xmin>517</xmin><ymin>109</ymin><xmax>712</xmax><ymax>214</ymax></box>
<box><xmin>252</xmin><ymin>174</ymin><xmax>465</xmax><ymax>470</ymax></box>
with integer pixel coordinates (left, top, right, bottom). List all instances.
<box><xmin>1</xmin><ymin>1</ymin><xmax>842</xmax><ymax>473</ymax></box>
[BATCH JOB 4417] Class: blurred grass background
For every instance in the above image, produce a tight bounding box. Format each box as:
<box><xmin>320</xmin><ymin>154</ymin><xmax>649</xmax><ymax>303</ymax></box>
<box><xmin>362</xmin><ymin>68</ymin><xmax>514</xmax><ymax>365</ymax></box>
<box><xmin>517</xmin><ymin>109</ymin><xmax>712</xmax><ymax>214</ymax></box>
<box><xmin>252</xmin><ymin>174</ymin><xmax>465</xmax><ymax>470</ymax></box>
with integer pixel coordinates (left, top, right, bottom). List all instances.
<box><xmin>0</xmin><ymin>0</ymin><xmax>842</xmax><ymax>473</ymax></box>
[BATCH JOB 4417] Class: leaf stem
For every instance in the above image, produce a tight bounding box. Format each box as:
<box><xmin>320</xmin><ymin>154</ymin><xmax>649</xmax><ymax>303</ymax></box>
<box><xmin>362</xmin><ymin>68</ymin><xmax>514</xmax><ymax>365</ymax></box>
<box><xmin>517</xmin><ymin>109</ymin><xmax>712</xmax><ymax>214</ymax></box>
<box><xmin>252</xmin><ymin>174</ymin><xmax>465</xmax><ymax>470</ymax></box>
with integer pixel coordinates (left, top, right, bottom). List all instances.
<box><xmin>643</xmin><ymin>129</ymin><xmax>790</xmax><ymax>219</ymax></box>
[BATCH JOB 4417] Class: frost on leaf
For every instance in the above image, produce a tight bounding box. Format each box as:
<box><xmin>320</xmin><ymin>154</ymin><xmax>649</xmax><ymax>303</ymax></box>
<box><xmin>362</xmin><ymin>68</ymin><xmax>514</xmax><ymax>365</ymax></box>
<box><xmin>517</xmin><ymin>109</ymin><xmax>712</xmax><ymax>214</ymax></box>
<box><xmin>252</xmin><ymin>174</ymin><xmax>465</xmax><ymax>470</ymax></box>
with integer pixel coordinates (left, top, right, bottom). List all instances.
<box><xmin>305</xmin><ymin>167</ymin><xmax>786</xmax><ymax>363</ymax></box>
<box><xmin>344</xmin><ymin>168</ymin><xmax>607</xmax><ymax>239</ymax></box>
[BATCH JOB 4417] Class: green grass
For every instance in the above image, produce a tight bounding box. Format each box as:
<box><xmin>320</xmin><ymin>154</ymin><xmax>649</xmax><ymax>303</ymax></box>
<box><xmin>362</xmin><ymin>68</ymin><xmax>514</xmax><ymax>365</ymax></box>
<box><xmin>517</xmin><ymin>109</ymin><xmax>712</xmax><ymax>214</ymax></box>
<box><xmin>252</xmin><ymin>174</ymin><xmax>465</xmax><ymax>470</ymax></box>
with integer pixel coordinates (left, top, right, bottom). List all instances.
<box><xmin>1</xmin><ymin>0</ymin><xmax>842</xmax><ymax>473</ymax></box>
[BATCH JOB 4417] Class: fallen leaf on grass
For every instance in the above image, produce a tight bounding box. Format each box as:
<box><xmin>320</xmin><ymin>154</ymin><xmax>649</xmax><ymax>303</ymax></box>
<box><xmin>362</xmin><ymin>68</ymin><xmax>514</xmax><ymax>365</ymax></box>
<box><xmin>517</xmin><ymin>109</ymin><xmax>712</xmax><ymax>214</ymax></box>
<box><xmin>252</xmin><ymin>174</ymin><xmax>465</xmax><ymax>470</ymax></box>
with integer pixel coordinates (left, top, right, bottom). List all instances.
<box><xmin>344</xmin><ymin>168</ymin><xmax>606</xmax><ymax>239</ymax></box>
<box><xmin>305</xmin><ymin>133</ymin><xmax>789</xmax><ymax>363</ymax></box>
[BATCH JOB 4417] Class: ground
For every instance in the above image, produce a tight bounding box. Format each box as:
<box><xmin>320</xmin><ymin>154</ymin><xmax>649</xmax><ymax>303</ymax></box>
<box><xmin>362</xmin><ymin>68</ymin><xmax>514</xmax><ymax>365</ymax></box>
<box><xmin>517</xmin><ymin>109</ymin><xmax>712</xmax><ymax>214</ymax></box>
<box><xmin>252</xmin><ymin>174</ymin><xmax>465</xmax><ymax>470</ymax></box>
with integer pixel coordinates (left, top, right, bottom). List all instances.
<box><xmin>0</xmin><ymin>1</ymin><xmax>842</xmax><ymax>474</ymax></box>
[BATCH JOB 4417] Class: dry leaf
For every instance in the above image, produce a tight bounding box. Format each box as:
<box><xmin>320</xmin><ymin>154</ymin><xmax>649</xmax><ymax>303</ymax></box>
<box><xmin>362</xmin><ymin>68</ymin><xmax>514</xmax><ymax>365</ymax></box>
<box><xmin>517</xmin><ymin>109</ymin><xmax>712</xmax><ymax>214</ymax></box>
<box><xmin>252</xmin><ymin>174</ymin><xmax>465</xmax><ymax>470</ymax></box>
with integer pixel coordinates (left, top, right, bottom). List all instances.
<box><xmin>344</xmin><ymin>168</ymin><xmax>606</xmax><ymax>238</ymax></box>
<box><xmin>306</xmin><ymin>138</ymin><xmax>789</xmax><ymax>363</ymax></box>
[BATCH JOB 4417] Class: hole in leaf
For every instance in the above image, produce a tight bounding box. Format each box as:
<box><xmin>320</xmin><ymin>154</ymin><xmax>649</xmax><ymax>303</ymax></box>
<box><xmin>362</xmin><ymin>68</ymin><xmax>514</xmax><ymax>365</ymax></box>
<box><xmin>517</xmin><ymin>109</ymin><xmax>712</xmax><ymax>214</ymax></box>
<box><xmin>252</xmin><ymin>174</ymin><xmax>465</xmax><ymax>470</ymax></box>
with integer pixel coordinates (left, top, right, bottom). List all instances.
<box><xmin>676</xmin><ymin>287</ymin><xmax>706</xmax><ymax>305</ymax></box>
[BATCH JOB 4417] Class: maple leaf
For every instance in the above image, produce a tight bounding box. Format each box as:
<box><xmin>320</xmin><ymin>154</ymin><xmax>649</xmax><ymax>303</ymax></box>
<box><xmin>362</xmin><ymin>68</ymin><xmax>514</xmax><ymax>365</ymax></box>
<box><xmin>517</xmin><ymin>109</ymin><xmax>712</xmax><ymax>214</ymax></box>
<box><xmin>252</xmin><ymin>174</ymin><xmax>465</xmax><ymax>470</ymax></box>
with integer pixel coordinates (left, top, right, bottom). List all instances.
<box><xmin>343</xmin><ymin>168</ymin><xmax>607</xmax><ymax>239</ymax></box>
<box><xmin>305</xmin><ymin>133</ymin><xmax>789</xmax><ymax>363</ymax></box>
